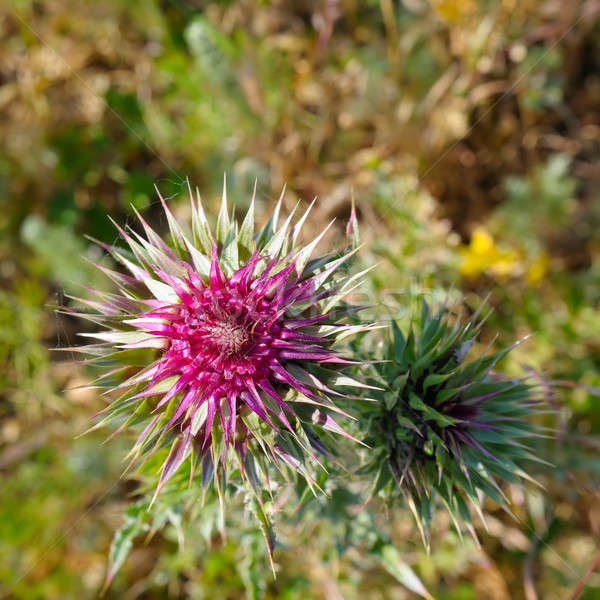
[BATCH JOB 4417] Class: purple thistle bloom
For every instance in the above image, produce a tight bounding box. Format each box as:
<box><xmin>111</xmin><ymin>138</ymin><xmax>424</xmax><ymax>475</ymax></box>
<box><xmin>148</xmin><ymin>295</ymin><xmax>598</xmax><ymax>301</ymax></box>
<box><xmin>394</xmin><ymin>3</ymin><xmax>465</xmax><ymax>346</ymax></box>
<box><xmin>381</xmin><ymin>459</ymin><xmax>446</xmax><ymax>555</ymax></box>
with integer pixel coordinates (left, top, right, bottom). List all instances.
<box><xmin>71</xmin><ymin>180</ymin><xmax>373</xmax><ymax>497</ymax></box>
<box><xmin>130</xmin><ymin>247</ymin><xmax>346</xmax><ymax>450</ymax></box>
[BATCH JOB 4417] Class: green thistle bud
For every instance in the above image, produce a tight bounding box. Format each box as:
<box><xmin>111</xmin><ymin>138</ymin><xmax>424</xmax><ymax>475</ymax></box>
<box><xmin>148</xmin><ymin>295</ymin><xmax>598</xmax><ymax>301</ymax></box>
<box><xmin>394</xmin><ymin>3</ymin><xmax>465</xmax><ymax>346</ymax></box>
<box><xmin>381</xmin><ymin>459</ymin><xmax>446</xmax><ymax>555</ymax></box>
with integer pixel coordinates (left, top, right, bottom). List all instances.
<box><xmin>360</xmin><ymin>300</ymin><xmax>547</xmax><ymax>545</ymax></box>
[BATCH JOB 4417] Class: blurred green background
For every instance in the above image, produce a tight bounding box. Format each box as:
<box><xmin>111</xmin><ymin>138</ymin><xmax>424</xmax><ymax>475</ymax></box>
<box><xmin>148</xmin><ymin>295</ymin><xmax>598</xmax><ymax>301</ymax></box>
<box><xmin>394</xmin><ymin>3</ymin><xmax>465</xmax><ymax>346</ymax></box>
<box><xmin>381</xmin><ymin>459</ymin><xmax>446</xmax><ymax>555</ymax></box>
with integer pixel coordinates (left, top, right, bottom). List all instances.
<box><xmin>1</xmin><ymin>0</ymin><xmax>599</xmax><ymax>598</ymax></box>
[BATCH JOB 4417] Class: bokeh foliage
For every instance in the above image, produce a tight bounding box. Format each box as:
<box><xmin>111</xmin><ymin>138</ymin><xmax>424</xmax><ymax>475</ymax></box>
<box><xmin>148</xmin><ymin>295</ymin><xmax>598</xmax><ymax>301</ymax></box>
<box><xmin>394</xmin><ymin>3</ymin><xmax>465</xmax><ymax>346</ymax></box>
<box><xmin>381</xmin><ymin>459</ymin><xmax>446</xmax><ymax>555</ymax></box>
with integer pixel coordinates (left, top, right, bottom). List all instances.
<box><xmin>0</xmin><ymin>0</ymin><xmax>599</xmax><ymax>598</ymax></box>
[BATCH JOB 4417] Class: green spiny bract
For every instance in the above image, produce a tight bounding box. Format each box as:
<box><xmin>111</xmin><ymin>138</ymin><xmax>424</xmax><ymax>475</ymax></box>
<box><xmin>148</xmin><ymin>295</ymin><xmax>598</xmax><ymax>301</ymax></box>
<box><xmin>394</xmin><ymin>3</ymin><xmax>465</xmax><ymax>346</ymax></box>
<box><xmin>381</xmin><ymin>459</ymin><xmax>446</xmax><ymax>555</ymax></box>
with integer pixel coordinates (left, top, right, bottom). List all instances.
<box><xmin>359</xmin><ymin>300</ymin><xmax>547</xmax><ymax>545</ymax></box>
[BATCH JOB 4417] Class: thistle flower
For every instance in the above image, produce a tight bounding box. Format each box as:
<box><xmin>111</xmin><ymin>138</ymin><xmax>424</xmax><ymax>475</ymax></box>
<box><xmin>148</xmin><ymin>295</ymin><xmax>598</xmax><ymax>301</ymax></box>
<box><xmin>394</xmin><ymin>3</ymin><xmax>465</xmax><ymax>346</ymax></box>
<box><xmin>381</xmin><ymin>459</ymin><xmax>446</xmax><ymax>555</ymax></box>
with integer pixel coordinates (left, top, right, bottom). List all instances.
<box><xmin>71</xmin><ymin>180</ymin><xmax>372</xmax><ymax>501</ymax></box>
<box><xmin>360</xmin><ymin>301</ymin><xmax>546</xmax><ymax>544</ymax></box>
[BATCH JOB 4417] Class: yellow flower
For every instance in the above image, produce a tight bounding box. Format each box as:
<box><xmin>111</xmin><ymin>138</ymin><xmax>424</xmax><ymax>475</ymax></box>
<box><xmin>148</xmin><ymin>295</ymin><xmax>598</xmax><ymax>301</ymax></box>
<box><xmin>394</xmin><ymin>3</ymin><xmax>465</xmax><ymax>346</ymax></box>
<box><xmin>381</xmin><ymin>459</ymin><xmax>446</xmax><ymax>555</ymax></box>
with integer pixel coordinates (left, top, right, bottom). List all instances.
<box><xmin>431</xmin><ymin>0</ymin><xmax>476</xmax><ymax>22</ymax></box>
<box><xmin>526</xmin><ymin>253</ymin><xmax>549</xmax><ymax>285</ymax></box>
<box><xmin>459</xmin><ymin>227</ymin><xmax>520</xmax><ymax>280</ymax></box>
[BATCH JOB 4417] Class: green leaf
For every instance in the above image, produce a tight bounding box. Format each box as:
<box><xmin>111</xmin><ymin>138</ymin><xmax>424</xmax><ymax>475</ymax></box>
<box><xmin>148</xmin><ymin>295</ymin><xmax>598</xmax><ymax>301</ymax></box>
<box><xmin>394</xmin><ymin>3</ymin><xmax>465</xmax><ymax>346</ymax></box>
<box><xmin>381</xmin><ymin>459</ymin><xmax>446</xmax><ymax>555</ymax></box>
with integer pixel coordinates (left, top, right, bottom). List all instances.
<box><xmin>391</xmin><ymin>320</ymin><xmax>405</xmax><ymax>363</ymax></box>
<box><xmin>392</xmin><ymin>373</ymin><xmax>408</xmax><ymax>396</ymax></box>
<box><xmin>375</xmin><ymin>543</ymin><xmax>433</xmax><ymax>599</ymax></box>
<box><xmin>435</xmin><ymin>387</ymin><xmax>462</xmax><ymax>405</ymax></box>
<box><xmin>103</xmin><ymin>506</ymin><xmax>149</xmax><ymax>591</ymax></box>
<box><xmin>423</xmin><ymin>372</ymin><xmax>452</xmax><ymax>391</ymax></box>
<box><xmin>384</xmin><ymin>391</ymin><xmax>398</xmax><ymax>410</ymax></box>
<box><xmin>255</xmin><ymin>194</ymin><xmax>282</xmax><ymax>249</ymax></box>
<box><xmin>190</xmin><ymin>187</ymin><xmax>214</xmax><ymax>254</ymax></box>
<box><xmin>220</xmin><ymin>229</ymin><xmax>239</xmax><ymax>274</ymax></box>
<box><xmin>238</xmin><ymin>187</ymin><xmax>256</xmax><ymax>251</ymax></box>
<box><xmin>409</xmin><ymin>392</ymin><xmax>455</xmax><ymax>427</ymax></box>
<box><xmin>246</xmin><ymin>496</ymin><xmax>276</xmax><ymax>573</ymax></box>
<box><xmin>216</xmin><ymin>175</ymin><xmax>231</xmax><ymax>244</ymax></box>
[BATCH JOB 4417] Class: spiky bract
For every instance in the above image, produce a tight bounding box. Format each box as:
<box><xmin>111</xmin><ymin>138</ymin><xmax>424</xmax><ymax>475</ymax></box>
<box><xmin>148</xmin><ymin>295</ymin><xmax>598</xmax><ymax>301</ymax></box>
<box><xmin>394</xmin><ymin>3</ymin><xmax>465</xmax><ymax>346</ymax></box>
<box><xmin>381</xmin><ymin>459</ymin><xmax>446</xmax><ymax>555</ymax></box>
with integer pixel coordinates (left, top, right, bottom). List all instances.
<box><xmin>71</xmin><ymin>181</ymin><xmax>371</xmax><ymax>502</ymax></box>
<box><xmin>360</xmin><ymin>301</ymin><xmax>545</xmax><ymax>543</ymax></box>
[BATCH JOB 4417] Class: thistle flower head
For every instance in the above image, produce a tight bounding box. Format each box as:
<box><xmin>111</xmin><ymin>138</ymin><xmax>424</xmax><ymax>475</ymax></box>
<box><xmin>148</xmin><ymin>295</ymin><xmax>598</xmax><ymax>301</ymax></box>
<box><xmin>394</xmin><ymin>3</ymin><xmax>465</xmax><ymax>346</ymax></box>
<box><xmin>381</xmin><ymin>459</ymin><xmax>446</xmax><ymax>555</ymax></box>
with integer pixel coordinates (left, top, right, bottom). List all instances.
<box><xmin>72</xmin><ymin>180</ymin><xmax>371</xmax><ymax>499</ymax></box>
<box><xmin>361</xmin><ymin>301</ymin><xmax>545</xmax><ymax>544</ymax></box>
